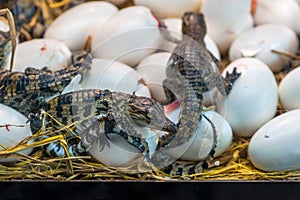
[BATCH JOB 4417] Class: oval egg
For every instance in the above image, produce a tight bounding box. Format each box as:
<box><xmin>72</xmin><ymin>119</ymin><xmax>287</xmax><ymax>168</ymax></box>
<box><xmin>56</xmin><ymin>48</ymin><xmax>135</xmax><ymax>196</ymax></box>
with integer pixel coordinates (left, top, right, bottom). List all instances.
<box><xmin>9</xmin><ymin>38</ymin><xmax>72</xmax><ymax>71</ymax></box>
<box><xmin>254</xmin><ymin>0</ymin><xmax>300</xmax><ymax>34</ymax></box>
<box><xmin>44</xmin><ymin>2</ymin><xmax>118</xmax><ymax>51</ymax></box>
<box><xmin>249</xmin><ymin>109</ymin><xmax>300</xmax><ymax>172</ymax></box>
<box><xmin>279</xmin><ymin>67</ymin><xmax>300</xmax><ymax>111</ymax></box>
<box><xmin>76</xmin><ymin>58</ymin><xmax>150</xmax><ymax>97</ymax></box>
<box><xmin>216</xmin><ymin>58</ymin><xmax>278</xmax><ymax>137</ymax></box>
<box><xmin>229</xmin><ymin>24</ymin><xmax>299</xmax><ymax>72</ymax></box>
<box><xmin>0</xmin><ymin>104</ymin><xmax>33</xmax><ymax>162</ymax></box>
<box><xmin>134</xmin><ymin>0</ymin><xmax>202</xmax><ymax>18</ymax></box>
<box><xmin>201</xmin><ymin>0</ymin><xmax>253</xmax><ymax>55</ymax></box>
<box><xmin>92</xmin><ymin>6</ymin><xmax>162</xmax><ymax>66</ymax></box>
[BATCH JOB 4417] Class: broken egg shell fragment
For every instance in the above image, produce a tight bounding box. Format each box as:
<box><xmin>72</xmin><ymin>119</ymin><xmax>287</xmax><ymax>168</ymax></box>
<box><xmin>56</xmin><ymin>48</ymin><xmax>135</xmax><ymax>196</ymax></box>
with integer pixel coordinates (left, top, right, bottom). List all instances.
<box><xmin>9</xmin><ymin>38</ymin><xmax>72</xmax><ymax>71</ymax></box>
<box><xmin>229</xmin><ymin>24</ymin><xmax>299</xmax><ymax>72</ymax></box>
<box><xmin>44</xmin><ymin>1</ymin><xmax>118</xmax><ymax>51</ymax></box>
<box><xmin>279</xmin><ymin>67</ymin><xmax>300</xmax><ymax>111</ymax></box>
<box><xmin>217</xmin><ymin>58</ymin><xmax>278</xmax><ymax>137</ymax></box>
<box><xmin>249</xmin><ymin>109</ymin><xmax>300</xmax><ymax>172</ymax></box>
<box><xmin>92</xmin><ymin>6</ymin><xmax>162</xmax><ymax>67</ymax></box>
<box><xmin>0</xmin><ymin>104</ymin><xmax>33</xmax><ymax>163</ymax></box>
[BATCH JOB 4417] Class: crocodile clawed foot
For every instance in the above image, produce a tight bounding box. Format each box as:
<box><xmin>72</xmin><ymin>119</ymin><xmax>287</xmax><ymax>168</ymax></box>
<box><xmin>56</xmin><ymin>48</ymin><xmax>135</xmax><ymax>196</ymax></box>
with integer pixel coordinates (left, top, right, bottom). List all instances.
<box><xmin>223</xmin><ymin>67</ymin><xmax>241</xmax><ymax>95</ymax></box>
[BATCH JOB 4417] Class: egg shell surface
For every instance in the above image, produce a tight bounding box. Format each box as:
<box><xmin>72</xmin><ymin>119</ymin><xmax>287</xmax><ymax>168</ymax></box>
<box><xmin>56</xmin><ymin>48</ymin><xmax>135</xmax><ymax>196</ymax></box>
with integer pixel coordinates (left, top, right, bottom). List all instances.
<box><xmin>217</xmin><ymin>58</ymin><xmax>278</xmax><ymax>137</ymax></box>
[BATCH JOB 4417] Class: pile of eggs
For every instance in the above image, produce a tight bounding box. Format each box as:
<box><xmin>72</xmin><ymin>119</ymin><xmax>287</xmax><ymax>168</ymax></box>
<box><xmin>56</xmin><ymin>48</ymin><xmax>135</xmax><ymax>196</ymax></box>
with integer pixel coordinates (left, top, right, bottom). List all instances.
<box><xmin>2</xmin><ymin>0</ymin><xmax>300</xmax><ymax>174</ymax></box>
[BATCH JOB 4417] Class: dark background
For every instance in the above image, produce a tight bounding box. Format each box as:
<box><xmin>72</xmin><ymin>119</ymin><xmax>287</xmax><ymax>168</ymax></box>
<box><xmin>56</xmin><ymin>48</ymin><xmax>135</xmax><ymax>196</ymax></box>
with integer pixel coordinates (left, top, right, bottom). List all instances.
<box><xmin>0</xmin><ymin>181</ymin><xmax>299</xmax><ymax>199</ymax></box>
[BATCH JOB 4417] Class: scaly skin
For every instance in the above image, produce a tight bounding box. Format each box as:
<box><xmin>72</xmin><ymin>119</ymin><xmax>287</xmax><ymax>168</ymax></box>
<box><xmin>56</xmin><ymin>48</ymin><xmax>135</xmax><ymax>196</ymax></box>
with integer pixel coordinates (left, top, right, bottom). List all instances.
<box><xmin>29</xmin><ymin>89</ymin><xmax>177</xmax><ymax>158</ymax></box>
<box><xmin>0</xmin><ymin>51</ymin><xmax>92</xmax><ymax>116</ymax></box>
<box><xmin>151</xmin><ymin>12</ymin><xmax>226</xmax><ymax>175</ymax></box>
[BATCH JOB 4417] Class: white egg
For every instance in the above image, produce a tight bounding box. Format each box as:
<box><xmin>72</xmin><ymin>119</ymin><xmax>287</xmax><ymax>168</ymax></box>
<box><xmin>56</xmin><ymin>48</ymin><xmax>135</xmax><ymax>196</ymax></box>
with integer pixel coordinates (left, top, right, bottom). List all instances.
<box><xmin>229</xmin><ymin>24</ymin><xmax>299</xmax><ymax>72</ymax></box>
<box><xmin>159</xmin><ymin>18</ymin><xmax>220</xmax><ymax>60</ymax></box>
<box><xmin>134</xmin><ymin>0</ymin><xmax>202</xmax><ymax>18</ymax></box>
<box><xmin>64</xmin><ymin>58</ymin><xmax>150</xmax><ymax>97</ymax></box>
<box><xmin>165</xmin><ymin>107</ymin><xmax>232</xmax><ymax>161</ymax></box>
<box><xmin>136</xmin><ymin>52</ymin><xmax>170</xmax><ymax>102</ymax></box>
<box><xmin>88</xmin><ymin>125</ymin><xmax>155</xmax><ymax>171</ymax></box>
<box><xmin>0</xmin><ymin>104</ymin><xmax>33</xmax><ymax>162</ymax></box>
<box><xmin>216</xmin><ymin>58</ymin><xmax>278</xmax><ymax>137</ymax></box>
<box><xmin>201</xmin><ymin>0</ymin><xmax>253</xmax><ymax>55</ymax></box>
<box><xmin>9</xmin><ymin>39</ymin><xmax>71</xmax><ymax>71</ymax></box>
<box><xmin>45</xmin><ymin>2</ymin><xmax>118</xmax><ymax>51</ymax></box>
<box><xmin>91</xmin><ymin>6</ymin><xmax>162</xmax><ymax>66</ymax></box>
<box><xmin>249</xmin><ymin>109</ymin><xmax>300</xmax><ymax>172</ymax></box>
<box><xmin>279</xmin><ymin>67</ymin><xmax>300</xmax><ymax>111</ymax></box>
<box><xmin>254</xmin><ymin>0</ymin><xmax>300</xmax><ymax>34</ymax></box>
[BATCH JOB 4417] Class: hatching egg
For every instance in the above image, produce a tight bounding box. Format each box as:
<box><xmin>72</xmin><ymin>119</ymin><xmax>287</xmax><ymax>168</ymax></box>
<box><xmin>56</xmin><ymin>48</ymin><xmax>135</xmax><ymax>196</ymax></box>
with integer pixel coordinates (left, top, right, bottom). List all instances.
<box><xmin>0</xmin><ymin>104</ymin><xmax>33</xmax><ymax>162</ymax></box>
<box><xmin>88</xmin><ymin>125</ymin><xmax>156</xmax><ymax>172</ymax></box>
<box><xmin>159</xmin><ymin>18</ymin><xmax>220</xmax><ymax>60</ymax></box>
<box><xmin>134</xmin><ymin>0</ymin><xmax>202</xmax><ymax>18</ymax></box>
<box><xmin>279</xmin><ymin>67</ymin><xmax>300</xmax><ymax>111</ymax></box>
<box><xmin>8</xmin><ymin>38</ymin><xmax>72</xmax><ymax>71</ymax></box>
<box><xmin>0</xmin><ymin>20</ymin><xmax>8</xmax><ymax>32</ymax></box>
<box><xmin>201</xmin><ymin>0</ymin><xmax>253</xmax><ymax>55</ymax></box>
<box><xmin>229</xmin><ymin>24</ymin><xmax>299</xmax><ymax>72</ymax></box>
<box><xmin>91</xmin><ymin>6</ymin><xmax>162</xmax><ymax>66</ymax></box>
<box><xmin>249</xmin><ymin>109</ymin><xmax>300</xmax><ymax>172</ymax></box>
<box><xmin>254</xmin><ymin>0</ymin><xmax>300</xmax><ymax>34</ymax></box>
<box><xmin>165</xmin><ymin>106</ymin><xmax>232</xmax><ymax>161</ymax></box>
<box><xmin>216</xmin><ymin>58</ymin><xmax>278</xmax><ymax>137</ymax></box>
<box><xmin>45</xmin><ymin>1</ymin><xmax>118</xmax><ymax>51</ymax></box>
<box><xmin>68</xmin><ymin>58</ymin><xmax>150</xmax><ymax>97</ymax></box>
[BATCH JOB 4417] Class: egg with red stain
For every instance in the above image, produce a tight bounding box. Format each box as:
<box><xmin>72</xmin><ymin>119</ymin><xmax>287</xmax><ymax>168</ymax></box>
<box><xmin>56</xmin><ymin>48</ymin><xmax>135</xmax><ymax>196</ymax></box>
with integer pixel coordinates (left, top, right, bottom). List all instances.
<box><xmin>45</xmin><ymin>1</ymin><xmax>118</xmax><ymax>51</ymax></box>
<box><xmin>0</xmin><ymin>104</ymin><xmax>33</xmax><ymax>163</ymax></box>
<box><xmin>201</xmin><ymin>0</ymin><xmax>253</xmax><ymax>55</ymax></box>
<box><xmin>92</xmin><ymin>6</ymin><xmax>162</xmax><ymax>66</ymax></box>
<box><xmin>9</xmin><ymin>38</ymin><xmax>72</xmax><ymax>71</ymax></box>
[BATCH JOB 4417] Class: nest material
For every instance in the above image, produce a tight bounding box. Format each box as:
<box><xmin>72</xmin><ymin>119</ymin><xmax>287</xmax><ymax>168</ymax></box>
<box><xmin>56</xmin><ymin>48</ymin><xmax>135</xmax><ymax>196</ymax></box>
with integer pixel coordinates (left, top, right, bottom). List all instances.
<box><xmin>1</xmin><ymin>0</ymin><xmax>300</xmax><ymax>181</ymax></box>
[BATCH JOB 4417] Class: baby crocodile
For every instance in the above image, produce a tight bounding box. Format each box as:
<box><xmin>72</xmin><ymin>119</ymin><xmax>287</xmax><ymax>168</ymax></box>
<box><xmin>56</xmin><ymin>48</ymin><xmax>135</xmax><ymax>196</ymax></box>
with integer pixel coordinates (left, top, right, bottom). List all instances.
<box><xmin>28</xmin><ymin>89</ymin><xmax>177</xmax><ymax>158</ymax></box>
<box><xmin>0</xmin><ymin>51</ymin><xmax>92</xmax><ymax>116</ymax></box>
<box><xmin>152</xmin><ymin>12</ymin><xmax>240</xmax><ymax>175</ymax></box>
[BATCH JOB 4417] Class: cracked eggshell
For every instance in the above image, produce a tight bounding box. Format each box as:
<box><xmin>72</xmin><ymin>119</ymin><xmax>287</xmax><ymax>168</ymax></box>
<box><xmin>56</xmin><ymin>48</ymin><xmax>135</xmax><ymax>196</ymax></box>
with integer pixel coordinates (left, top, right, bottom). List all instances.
<box><xmin>163</xmin><ymin>106</ymin><xmax>232</xmax><ymax>161</ymax></box>
<box><xmin>249</xmin><ymin>109</ymin><xmax>300</xmax><ymax>172</ymax></box>
<box><xmin>45</xmin><ymin>2</ymin><xmax>118</xmax><ymax>51</ymax></box>
<box><xmin>254</xmin><ymin>0</ymin><xmax>300</xmax><ymax>34</ymax></box>
<box><xmin>0</xmin><ymin>104</ymin><xmax>33</xmax><ymax>163</ymax></box>
<box><xmin>91</xmin><ymin>6</ymin><xmax>162</xmax><ymax>67</ymax></box>
<box><xmin>9</xmin><ymin>38</ymin><xmax>72</xmax><ymax>71</ymax></box>
<box><xmin>159</xmin><ymin>18</ymin><xmax>220</xmax><ymax>60</ymax></box>
<box><xmin>279</xmin><ymin>67</ymin><xmax>300</xmax><ymax>111</ymax></box>
<box><xmin>201</xmin><ymin>0</ymin><xmax>253</xmax><ymax>55</ymax></box>
<box><xmin>134</xmin><ymin>0</ymin><xmax>202</xmax><ymax>18</ymax></box>
<box><xmin>70</xmin><ymin>58</ymin><xmax>150</xmax><ymax>97</ymax></box>
<box><xmin>229</xmin><ymin>24</ymin><xmax>299</xmax><ymax>72</ymax></box>
<box><xmin>216</xmin><ymin>58</ymin><xmax>278</xmax><ymax>137</ymax></box>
